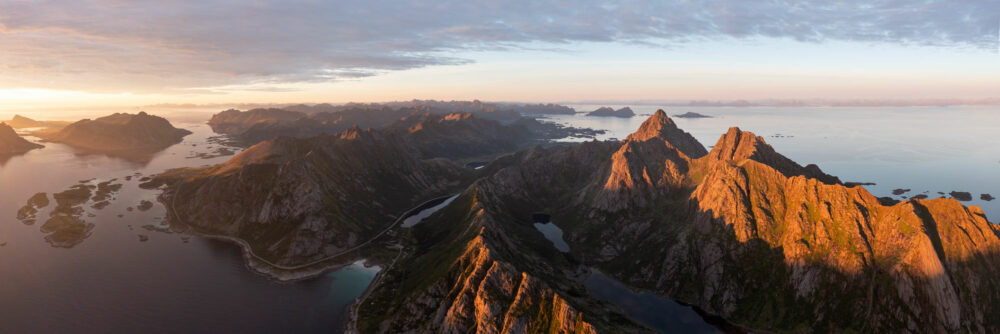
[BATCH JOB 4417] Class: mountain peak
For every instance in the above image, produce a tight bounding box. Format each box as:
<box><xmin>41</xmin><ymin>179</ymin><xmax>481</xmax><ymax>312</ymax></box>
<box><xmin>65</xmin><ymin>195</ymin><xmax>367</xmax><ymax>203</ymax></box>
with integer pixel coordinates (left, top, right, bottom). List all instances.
<box><xmin>625</xmin><ymin>109</ymin><xmax>707</xmax><ymax>158</ymax></box>
<box><xmin>707</xmin><ymin>127</ymin><xmax>840</xmax><ymax>184</ymax></box>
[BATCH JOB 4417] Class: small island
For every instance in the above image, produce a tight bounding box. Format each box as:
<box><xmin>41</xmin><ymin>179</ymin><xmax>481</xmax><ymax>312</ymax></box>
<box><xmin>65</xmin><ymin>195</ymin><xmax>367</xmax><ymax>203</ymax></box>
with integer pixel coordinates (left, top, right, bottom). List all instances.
<box><xmin>673</xmin><ymin>111</ymin><xmax>713</xmax><ymax>118</ymax></box>
<box><xmin>37</xmin><ymin>112</ymin><xmax>191</xmax><ymax>153</ymax></box>
<box><xmin>586</xmin><ymin>106</ymin><xmax>635</xmax><ymax>117</ymax></box>
<box><xmin>0</xmin><ymin>122</ymin><xmax>44</xmax><ymax>155</ymax></box>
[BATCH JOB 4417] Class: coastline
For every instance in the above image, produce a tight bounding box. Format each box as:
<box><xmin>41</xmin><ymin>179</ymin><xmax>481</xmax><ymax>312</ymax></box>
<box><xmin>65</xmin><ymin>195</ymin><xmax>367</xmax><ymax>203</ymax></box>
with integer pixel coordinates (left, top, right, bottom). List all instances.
<box><xmin>156</xmin><ymin>182</ymin><xmax>457</xmax><ymax>282</ymax></box>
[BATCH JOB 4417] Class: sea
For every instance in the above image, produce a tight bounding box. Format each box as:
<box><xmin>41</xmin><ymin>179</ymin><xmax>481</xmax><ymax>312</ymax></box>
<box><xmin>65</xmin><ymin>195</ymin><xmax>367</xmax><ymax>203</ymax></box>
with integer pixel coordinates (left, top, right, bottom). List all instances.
<box><xmin>0</xmin><ymin>105</ymin><xmax>996</xmax><ymax>333</ymax></box>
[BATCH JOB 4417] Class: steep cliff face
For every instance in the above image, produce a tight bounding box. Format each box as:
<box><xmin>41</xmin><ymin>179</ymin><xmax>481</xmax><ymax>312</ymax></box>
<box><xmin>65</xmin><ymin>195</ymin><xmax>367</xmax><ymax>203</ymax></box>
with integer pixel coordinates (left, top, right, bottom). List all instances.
<box><xmin>706</xmin><ymin>127</ymin><xmax>840</xmax><ymax>184</ymax></box>
<box><xmin>0</xmin><ymin>122</ymin><xmax>43</xmax><ymax>154</ymax></box>
<box><xmin>375</xmin><ymin>111</ymin><xmax>1000</xmax><ymax>332</ymax></box>
<box><xmin>356</xmin><ymin>187</ymin><xmax>649</xmax><ymax>333</ymax></box>
<box><xmin>157</xmin><ymin>128</ymin><xmax>471</xmax><ymax>265</ymax></box>
<box><xmin>569</xmin><ymin>114</ymin><xmax>1000</xmax><ymax>332</ymax></box>
<box><xmin>39</xmin><ymin>112</ymin><xmax>190</xmax><ymax>152</ymax></box>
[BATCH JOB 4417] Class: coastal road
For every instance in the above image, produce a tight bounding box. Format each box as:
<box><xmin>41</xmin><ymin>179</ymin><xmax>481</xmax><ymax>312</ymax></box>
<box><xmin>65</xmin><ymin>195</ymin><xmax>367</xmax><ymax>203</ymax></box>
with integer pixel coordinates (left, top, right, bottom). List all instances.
<box><xmin>167</xmin><ymin>181</ymin><xmax>454</xmax><ymax>272</ymax></box>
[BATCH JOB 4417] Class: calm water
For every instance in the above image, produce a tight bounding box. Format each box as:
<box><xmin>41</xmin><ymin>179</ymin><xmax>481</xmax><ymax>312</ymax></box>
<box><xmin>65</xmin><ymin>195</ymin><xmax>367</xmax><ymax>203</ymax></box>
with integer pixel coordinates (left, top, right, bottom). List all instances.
<box><xmin>401</xmin><ymin>194</ymin><xmax>459</xmax><ymax>228</ymax></box>
<box><xmin>3</xmin><ymin>106</ymin><xmax>997</xmax><ymax>332</ymax></box>
<box><xmin>533</xmin><ymin>221</ymin><xmax>570</xmax><ymax>252</ymax></box>
<box><xmin>0</xmin><ymin>114</ymin><xmax>377</xmax><ymax>333</ymax></box>
<box><xmin>557</xmin><ymin>105</ymin><xmax>1000</xmax><ymax>221</ymax></box>
<box><xmin>586</xmin><ymin>271</ymin><xmax>721</xmax><ymax>334</ymax></box>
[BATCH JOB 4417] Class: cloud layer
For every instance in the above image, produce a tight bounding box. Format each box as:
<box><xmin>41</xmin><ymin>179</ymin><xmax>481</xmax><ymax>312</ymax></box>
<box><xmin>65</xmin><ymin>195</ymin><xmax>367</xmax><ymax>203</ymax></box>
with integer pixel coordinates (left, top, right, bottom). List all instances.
<box><xmin>1</xmin><ymin>0</ymin><xmax>998</xmax><ymax>92</ymax></box>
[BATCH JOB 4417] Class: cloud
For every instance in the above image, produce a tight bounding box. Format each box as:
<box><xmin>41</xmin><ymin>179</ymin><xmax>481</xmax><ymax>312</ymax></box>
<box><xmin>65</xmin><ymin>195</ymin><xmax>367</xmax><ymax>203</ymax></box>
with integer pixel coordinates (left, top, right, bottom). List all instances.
<box><xmin>1</xmin><ymin>0</ymin><xmax>998</xmax><ymax>92</ymax></box>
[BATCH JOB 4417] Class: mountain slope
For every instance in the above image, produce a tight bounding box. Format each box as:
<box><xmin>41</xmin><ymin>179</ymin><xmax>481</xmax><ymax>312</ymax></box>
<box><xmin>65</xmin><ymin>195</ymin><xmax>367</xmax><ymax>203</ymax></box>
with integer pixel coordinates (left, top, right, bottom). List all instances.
<box><xmin>154</xmin><ymin>127</ymin><xmax>472</xmax><ymax>265</ymax></box>
<box><xmin>359</xmin><ymin>110</ymin><xmax>1000</xmax><ymax>332</ymax></box>
<box><xmin>0</xmin><ymin>123</ymin><xmax>43</xmax><ymax>154</ymax></box>
<box><xmin>39</xmin><ymin>112</ymin><xmax>190</xmax><ymax>152</ymax></box>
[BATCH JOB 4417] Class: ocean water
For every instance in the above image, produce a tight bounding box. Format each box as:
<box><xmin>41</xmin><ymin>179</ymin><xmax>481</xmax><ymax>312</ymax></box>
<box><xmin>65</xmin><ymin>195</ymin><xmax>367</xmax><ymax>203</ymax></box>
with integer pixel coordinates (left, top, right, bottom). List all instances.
<box><xmin>2</xmin><ymin>106</ymin><xmax>996</xmax><ymax>333</ymax></box>
<box><xmin>0</xmin><ymin>116</ymin><xmax>378</xmax><ymax>333</ymax></box>
<box><xmin>556</xmin><ymin>105</ymin><xmax>1000</xmax><ymax>221</ymax></box>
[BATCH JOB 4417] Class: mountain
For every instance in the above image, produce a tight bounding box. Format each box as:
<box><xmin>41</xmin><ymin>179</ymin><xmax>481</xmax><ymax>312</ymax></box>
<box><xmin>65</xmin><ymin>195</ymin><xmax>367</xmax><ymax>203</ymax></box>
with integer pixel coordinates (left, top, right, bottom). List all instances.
<box><xmin>4</xmin><ymin>115</ymin><xmax>72</xmax><ymax>129</ymax></box>
<box><xmin>207</xmin><ymin>108</ymin><xmax>306</xmax><ymax>135</ymax></box>
<box><xmin>208</xmin><ymin>105</ymin><xmax>604</xmax><ymax>148</ymax></box>
<box><xmin>38</xmin><ymin>112</ymin><xmax>191</xmax><ymax>152</ymax></box>
<box><xmin>150</xmin><ymin>127</ymin><xmax>473</xmax><ymax>267</ymax></box>
<box><xmin>587</xmin><ymin>106</ymin><xmax>635</xmax><ymax>117</ymax></box>
<box><xmin>356</xmin><ymin>110</ymin><xmax>1000</xmax><ymax>332</ymax></box>
<box><xmin>0</xmin><ymin>122</ymin><xmax>43</xmax><ymax>154</ymax></box>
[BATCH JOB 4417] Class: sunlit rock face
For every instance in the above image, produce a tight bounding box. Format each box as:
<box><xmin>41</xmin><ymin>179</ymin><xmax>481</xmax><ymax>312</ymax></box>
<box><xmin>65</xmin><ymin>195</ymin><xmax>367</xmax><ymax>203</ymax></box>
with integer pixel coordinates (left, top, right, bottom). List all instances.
<box><xmin>361</xmin><ymin>111</ymin><xmax>1000</xmax><ymax>333</ymax></box>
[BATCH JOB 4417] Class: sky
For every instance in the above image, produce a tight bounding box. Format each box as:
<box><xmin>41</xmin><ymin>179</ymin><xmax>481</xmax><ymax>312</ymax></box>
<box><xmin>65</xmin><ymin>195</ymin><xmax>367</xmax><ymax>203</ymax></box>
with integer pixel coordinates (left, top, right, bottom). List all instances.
<box><xmin>1</xmin><ymin>0</ymin><xmax>999</xmax><ymax>112</ymax></box>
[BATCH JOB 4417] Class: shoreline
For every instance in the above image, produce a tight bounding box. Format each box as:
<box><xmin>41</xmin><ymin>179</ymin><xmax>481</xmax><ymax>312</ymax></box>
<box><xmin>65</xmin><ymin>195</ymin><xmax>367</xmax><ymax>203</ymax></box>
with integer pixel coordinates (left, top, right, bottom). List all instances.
<box><xmin>157</xmin><ymin>183</ymin><xmax>457</xmax><ymax>282</ymax></box>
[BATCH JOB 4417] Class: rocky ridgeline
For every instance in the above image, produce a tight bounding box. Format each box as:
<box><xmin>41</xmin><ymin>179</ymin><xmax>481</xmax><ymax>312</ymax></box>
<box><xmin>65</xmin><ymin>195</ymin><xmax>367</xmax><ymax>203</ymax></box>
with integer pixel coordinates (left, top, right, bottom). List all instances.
<box><xmin>359</xmin><ymin>109</ymin><xmax>1000</xmax><ymax>332</ymax></box>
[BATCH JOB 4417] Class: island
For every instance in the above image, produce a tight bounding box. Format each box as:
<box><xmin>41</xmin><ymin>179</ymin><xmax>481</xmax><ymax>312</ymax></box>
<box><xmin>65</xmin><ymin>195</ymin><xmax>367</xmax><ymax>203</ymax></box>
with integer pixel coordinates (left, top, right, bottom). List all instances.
<box><xmin>672</xmin><ymin>111</ymin><xmax>713</xmax><ymax>118</ymax></box>
<box><xmin>37</xmin><ymin>112</ymin><xmax>191</xmax><ymax>153</ymax></box>
<box><xmin>586</xmin><ymin>106</ymin><xmax>635</xmax><ymax>117</ymax></box>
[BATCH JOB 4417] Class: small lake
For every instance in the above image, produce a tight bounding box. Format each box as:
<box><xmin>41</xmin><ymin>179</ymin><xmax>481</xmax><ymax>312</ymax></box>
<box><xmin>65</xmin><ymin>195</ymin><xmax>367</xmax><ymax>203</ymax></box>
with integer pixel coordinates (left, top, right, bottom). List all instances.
<box><xmin>0</xmin><ymin>111</ymin><xmax>377</xmax><ymax>333</ymax></box>
<box><xmin>533</xmin><ymin>221</ymin><xmax>570</xmax><ymax>252</ymax></box>
<box><xmin>585</xmin><ymin>270</ymin><xmax>724</xmax><ymax>334</ymax></box>
<box><xmin>401</xmin><ymin>194</ymin><xmax>458</xmax><ymax>228</ymax></box>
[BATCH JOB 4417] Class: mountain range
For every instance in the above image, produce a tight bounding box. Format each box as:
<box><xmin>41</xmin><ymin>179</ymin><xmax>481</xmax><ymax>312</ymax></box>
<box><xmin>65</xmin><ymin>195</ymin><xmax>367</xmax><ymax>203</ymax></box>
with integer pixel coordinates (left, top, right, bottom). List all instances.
<box><xmin>155</xmin><ymin>110</ymin><xmax>1000</xmax><ymax>332</ymax></box>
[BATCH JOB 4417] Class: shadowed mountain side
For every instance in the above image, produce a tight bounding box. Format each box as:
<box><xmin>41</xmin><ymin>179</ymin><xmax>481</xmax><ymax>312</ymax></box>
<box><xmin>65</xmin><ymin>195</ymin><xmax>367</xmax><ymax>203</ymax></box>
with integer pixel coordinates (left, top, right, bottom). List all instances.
<box><xmin>0</xmin><ymin>122</ymin><xmax>43</xmax><ymax>155</ymax></box>
<box><xmin>36</xmin><ymin>112</ymin><xmax>191</xmax><ymax>153</ymax></box>
<box><xmin>150</xmin><ymin>128</ymin><xmax>473</xmax><ymax>265</ymax></box>
<box><xmin>207</xmin><ymin>102</ymin><xmax>603</xmax><ymax>147</ymax></box>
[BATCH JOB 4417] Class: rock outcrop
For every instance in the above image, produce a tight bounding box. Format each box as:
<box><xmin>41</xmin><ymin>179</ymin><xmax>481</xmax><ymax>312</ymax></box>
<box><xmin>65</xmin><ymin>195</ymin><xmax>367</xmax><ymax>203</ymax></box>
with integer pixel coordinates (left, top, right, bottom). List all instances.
<box><xmin>0</xmin><ymin>122</ymin><xmax>43</xmax><ymax>154</ymax></box>
<box><xmin>38</xmin><ymin>112</ymin><xmax>190</xmax><ymax>152</ymax></box>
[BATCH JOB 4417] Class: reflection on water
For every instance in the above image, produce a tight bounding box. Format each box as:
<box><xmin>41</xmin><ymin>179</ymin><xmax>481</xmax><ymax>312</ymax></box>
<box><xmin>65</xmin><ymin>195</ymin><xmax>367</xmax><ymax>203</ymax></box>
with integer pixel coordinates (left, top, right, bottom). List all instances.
<box><xmin>0</xmin><ymin>112</ymin><xmax>376</xmax><ymax>333</ymax></box>
<box><xmin>586</xmin><ymin>270</ymin><xmax>721</xmax><ymax>334</ymax></box>
<box><xmin>555</xmin><ymin>105</ymin><xmax>1000</xmax><ymax>220</ymax></box>
<box><xmin>401</xmin><ymin>194</ymin><xmax>459</xmax><ymax>228</ymax></box>
<box><xmin>533</xmin><ymin>221</ymin><xmax>570</xmax><ymax>252</ymax></box>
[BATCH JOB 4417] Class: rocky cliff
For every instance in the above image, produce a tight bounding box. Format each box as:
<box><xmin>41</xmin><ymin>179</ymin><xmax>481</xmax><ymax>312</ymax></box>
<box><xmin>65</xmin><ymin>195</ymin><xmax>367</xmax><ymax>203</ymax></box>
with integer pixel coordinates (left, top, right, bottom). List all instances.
<box><xmin>463</xmin><ymin>110</ymin><xmax>1000</xmax><ymax>332</ymax></box>
<box><xmin>0</xmin><ymin>122</ymin><xmax>43</xmax><ymax>154</ymax></box>
<box><xmin>39</xmin><ymin>112</ymin><xmax>190</xmax><ymax>152</ymax></box>
<box><xmin>356</xmin><ymin>184</ymin><xmax>649</xmax><ymax>333</ymax></box>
